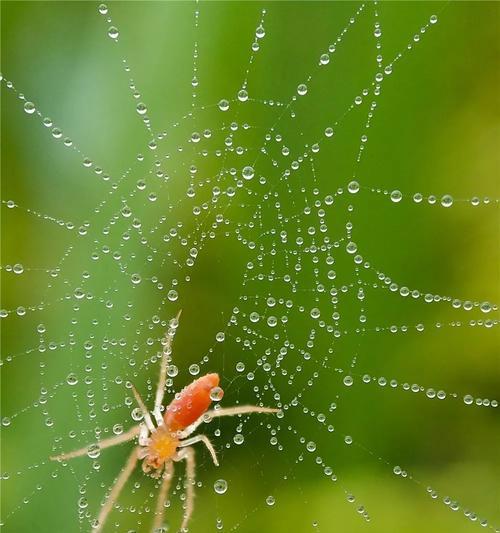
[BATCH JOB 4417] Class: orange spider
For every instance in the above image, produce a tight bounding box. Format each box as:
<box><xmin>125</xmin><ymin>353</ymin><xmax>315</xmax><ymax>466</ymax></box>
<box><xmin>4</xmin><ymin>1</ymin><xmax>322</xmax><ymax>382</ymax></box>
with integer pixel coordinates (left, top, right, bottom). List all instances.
<box><xmin>50</xmin><ymin>311</ymin><xmax>278</xmax><ymax>532</ymax></box>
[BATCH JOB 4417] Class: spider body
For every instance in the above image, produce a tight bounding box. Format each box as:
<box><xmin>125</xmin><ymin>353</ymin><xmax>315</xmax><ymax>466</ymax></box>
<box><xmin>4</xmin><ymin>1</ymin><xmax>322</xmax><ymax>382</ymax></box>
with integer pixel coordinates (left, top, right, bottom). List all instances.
<box><xmin>141</xmin><ymin>372</ymin><xmax>221</xmax><ymax>476</ymax></box>
<box><xmin>50</xmin><ymin>313</ymin><xmax>278</xmax><ymax>532</ymax></box>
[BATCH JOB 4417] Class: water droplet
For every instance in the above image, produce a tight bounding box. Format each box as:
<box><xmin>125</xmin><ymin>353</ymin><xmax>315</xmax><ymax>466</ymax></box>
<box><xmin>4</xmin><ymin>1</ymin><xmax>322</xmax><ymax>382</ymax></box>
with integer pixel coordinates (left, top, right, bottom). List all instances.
<box><xmin>463</xmin><ymin>394</ymin><xmax>474</xmax><ymax>405</ymax></box>
<box><xmin>346</xmin><ymin>241</ymin><xmax>357</xmax><ymax>254</ymax></box>
<box><xmin>233</xmin><ymin>434</ymin><xmax>244</xmax><ymax>445</ymax></box>
<box><xmin>306</xmin><ymin>441</ymin><xmax>316</xmax><ymax>452</ymax></box>
<box><xmin>480</xmin><ymin>302</ymin><xmax>491</xmax><ymax>313</ymax></box>
<box><xmin>237</xmin><ymin>89</ymin><xmax>248</xmax><ymax>102</ymax></box>
<box><xmin>66</xmin><ymin>373</ymin><xmax>78</xmax><ymax>385</ymax></box>
<box><xmin>267</xmin><ymin>315</ymin><xmax>277</xmax><ymax>327</ymax></box>
<box><xmin>215</xmin><ymin>331</ymin><xmax>225</xmax><ymax>342</ymax></box>
<box><xmin>189</xmin><ymin>364</ymin><xmax>200</xmax><ymax>376</ymax></box>
<box><xmin>441</xmin><ymin>194</ymin><xmax>453</xmax><ymax>208</ymax></box>
<box><xmin>348</xmin><ymin>181</ymin><xmax>360</xmax><ymax>194</ymax></box>
<box><xmin>87</xmin><ymin>443</ymin><xmax>101</xmax><ymax>459</ymax></box>
<box><xmin>214</xmin><ymin>479</ymin><xmax>228</xmax><ymax>494</ymax></box>
<box><xmin>297</xmin><ymin>84</ymin><xmax>308</xmax><ymax>96</ymax></box>
<box><xmin>167</xmin><ymin>365</ymin><xmax>179</xmax><ymax>377</ymax></box>
<box><xmin>310</xmin><ymin>308</ymin><xmax>320</xmax><ymax>319</ymax></box>
<box><xmin>210</xmin><ymin>386</ymin><xmax>224</xmax><ymax>402</ymax></box>
<box><xmin>242</xmin><ymin>166</ymin><xmax>255</xmax><ymax>180</ymax></box>
<box><xmin>74</xmin><ymin>288</ymin><xmax>85</xmax><ymax>300</ymax></box>
<box><xmin>2</xmin><ymin>417</ymin><xmax>12</xmax><ymax>427</ymax></box>
<box><xmin>390</xmin><ymin>190</ymin><xmax>402</xmax><ymax>203</ymax></box>
<box><xmin>131</xmin><ymin>407</ymin><xmax>144</xmax><ymax>421</ymax></box>
<box><xmin>13</xmin><ymin>263</ymin><xmax>24</xmax><ymax>274</ymax></box>
<box><xmin>266</xmin><ymin>495</ymin><xmax>275</xmax><ymax>506</ymax></box>
<box><xmin>255</xmin><ymin>25</ymin><xmax>265</xmax><ymax>39</ymax></box>
<box><xmin>78</xmin><ymin>497</ymin><xmax>88</xmax><ymax>509</ymax></box>
<box><xmin>131</xmin><ymin>273</ymin><xmax>142</xmax><ymax>285</ymax></box>
<box><xmin>167</xmin><ymin>290</ymin><xmax>178</xmax><ymax>302</ymax></box>
<box><xmin>98</xmin><ymin>4</ymin><xmax>108</xmax><ymax>15</ymax></box>
<box><xmin>108</xmin><ymin>26</ymin><xmax>119</xmax><ymax>40</ymax></box>
<box><xmin>343</xmin><ymin>375</ymin><xmax>353</xmax><ymax>387</ymax></box>
<box><xmin>23</xmin><ymin>101</ymin><xmax>36</xmax><ymax>114</ymax></box>
<box><xmin>136</xmin><ymin>103</ymin><xmax>147</xmax><ymax>115</ymax></box>
<box><xmin>218</xmin><ymin>99</ymin><xmax>229</xmax><ymax>112</ymax></box>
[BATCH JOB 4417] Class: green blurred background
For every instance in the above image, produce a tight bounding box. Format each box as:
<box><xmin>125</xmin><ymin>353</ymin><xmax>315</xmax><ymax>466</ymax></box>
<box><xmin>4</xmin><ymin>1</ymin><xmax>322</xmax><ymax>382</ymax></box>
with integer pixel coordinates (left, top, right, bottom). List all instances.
<box><xmin>1</xmin><ymin>2</ymin><xmax>499</xmax><ymax>532</ymax></box>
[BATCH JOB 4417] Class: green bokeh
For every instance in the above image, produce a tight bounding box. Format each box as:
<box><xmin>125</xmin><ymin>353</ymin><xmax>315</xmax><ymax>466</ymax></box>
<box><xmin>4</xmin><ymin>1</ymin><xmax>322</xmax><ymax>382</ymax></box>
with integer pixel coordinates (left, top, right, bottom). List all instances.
<box><xmin>1</xmin><ymin>2</ymin><xmax>499</xmax><ymax>533</ymax></box>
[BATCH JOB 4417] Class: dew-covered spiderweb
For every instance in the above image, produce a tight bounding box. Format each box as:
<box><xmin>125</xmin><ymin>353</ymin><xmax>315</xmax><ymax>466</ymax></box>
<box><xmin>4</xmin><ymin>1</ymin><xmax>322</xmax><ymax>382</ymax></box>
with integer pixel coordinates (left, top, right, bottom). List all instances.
<box><xmin>1</xmin><ymin>2</ymin><xmax>499</xmax><ymax>532</ymax></box>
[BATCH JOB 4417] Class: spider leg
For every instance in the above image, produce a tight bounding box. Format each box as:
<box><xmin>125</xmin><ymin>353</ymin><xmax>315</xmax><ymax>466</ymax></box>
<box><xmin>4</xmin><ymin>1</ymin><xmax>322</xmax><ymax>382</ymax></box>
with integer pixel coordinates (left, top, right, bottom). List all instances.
<box><xmin>179</xmin><ymin>405</ymin><xmax>279</xmax><ymax>438</ymax></box>
<box><xmin>94</xmin><ymin>446</ymin><xmax>140</xmax><ymax>533</ymax></box>
<box><xmin>151</xmin><ymin>461</ymin><xmax>174</xmax><ymax>532</ymax></box>
<box><xmin>178</xmin><ymin>434</ymin><xmax>218</xmax><ymax>466</ymax></box>
<box><xmin>139</xmin><ymin>422</ymin><xmax>151</xmax><ymax>446</ymax></box>
<box><xmin>154</xmin><ymin>310</ymin><xmax>182</xmax><ymax>421</ymax></box>
<box><xmin>174</xmin><ymin>446</ymin><xmax>196</xmax><ymax>532</ymax></box>
<box><xmin>131</xmin><ymin>383</ymin><xmax>156</xmax><ymax>432</ymax></box>
<box><xmin>50</xmin><ymin>425</ymin><xmax>141</xmax><ymax>462</ymax></box>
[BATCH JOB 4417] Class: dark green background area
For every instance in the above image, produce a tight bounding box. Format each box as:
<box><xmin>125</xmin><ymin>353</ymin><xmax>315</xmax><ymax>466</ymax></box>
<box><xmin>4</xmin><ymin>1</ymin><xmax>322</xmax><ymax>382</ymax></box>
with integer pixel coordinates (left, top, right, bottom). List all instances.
<box><xmin>1</xmin><ymin>2</ymin><xmax>499</xmax><ymax>533</ymax></box>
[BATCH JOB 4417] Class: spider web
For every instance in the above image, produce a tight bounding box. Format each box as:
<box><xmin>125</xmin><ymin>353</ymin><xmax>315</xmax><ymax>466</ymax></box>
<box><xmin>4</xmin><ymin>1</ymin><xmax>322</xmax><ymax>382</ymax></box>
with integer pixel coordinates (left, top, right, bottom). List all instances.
<box><xmin>1</xmin><ymin>2</ymin><xmax>499</xmax><ymax>532</ymax></box>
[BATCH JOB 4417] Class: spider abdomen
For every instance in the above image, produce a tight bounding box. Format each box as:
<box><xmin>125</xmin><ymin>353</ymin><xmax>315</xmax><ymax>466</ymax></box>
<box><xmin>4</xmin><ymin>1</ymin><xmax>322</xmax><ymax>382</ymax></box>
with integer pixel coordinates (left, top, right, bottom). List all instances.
<box><xmin>165</xmin><ymin>373</ymin><xmax>221</xmax><ymax>431</ymax></box>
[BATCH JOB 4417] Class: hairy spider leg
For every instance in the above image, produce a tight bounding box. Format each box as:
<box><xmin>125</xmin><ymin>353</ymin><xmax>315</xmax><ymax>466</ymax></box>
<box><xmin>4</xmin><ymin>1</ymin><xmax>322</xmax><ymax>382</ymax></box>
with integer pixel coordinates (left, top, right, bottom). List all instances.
<box><xmin>175</xmin><ymin>446</ymin><xmax>196</xmax><ymax>531</ymax></box>
<box><xmin>179</xmin><ymin>405</ymin><xmax>279</xmax><ymax>439</ymax></box>
<box><xmin>154</xmin><ymin>310</ymin><xmax>182</xmax><ymax>423</ymax></box>
<box><xmin>178</xmin><ymin>434</ymin><xmax>219</xmax><ymax>466</ymax></box>
<box><xmin>151</xmin><ymin>461</ymin><xmax>174</xmax><ymax>532</ymax></box>
<box><xmin>131</xmin><ymin>383</ymin><xmax>156</xmax><ymax>432</ymax></box>
<box><xmin>50</xmin><ymin>425</ymin><xmax>140</xmax><ymax>462</ymax></box>
<box><xmin>94</xmin><ymin>446</ymin><xmax>140</xmax><ymax>533</ymax></box>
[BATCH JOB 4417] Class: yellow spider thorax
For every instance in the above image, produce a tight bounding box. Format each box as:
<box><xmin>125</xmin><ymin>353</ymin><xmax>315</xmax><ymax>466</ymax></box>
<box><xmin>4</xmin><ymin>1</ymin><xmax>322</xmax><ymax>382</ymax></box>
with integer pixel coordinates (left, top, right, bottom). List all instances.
<box><xmin>147</xmin><ymin>426</ymin><xmax>179</xmax><ymax>464</ymax></box>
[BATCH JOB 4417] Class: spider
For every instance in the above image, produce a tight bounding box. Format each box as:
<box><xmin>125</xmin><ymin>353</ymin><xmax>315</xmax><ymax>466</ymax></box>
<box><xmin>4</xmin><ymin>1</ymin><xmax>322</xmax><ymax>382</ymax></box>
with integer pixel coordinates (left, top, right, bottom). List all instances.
<box><xmin>50</xmin><ymin>311</ymin><xmax>278</xmax><ymax>532</ymax></box>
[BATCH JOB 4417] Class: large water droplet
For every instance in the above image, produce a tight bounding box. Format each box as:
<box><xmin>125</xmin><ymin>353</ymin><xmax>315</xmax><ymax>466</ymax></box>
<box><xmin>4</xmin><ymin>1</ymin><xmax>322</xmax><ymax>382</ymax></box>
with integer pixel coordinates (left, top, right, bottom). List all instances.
<box><xmin>66</xmin><ymin>373</ymin><xmax>78</xmax><ymax>385</ymax></box>
<box><xmin>23</xmin><ymin>101</ymin><xmax>36</xmax><ymax>114</ymax></box>
<box><xmin>210</xmin><ymin>386</ymin><xmax>224</xmax><ymax>401</ymax></box>
<box><xmin>242</xmin><ymin>166</ymin><xmax>254</xmax><ymax>180</ymax></box>
<box><xmin>136</xmin><ymin>102</ymin><xmax>147</xmax><ymax>115</ymax></box>
<box><xmin>390</xmin><ymin>190</ymin><xmax>402</xmax><ymax>203</ymax></box>
<box><xmin>108</xmin><ymin>26</ymin><xmax>119</xmax><ymax>40</ymax></box>
<box><xmin>218</xmin><ymin>99</ymin><xmax>229</xmax><ymax>112</ymax></box>
<box><xmin>297</xmin><ymin>84</ymin><xmax>308</xmax><ymax>96</ymax></box>
<box><xmin>87</xmin><ymin>443</ymin><xmax>101</xmax><ymax>459</ymax></box>
<box><xmin>214</xmin><ymin>479</ymin><xmax>228</xmax><ymax>494</ymax></box>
